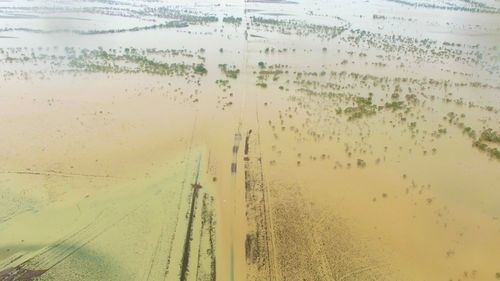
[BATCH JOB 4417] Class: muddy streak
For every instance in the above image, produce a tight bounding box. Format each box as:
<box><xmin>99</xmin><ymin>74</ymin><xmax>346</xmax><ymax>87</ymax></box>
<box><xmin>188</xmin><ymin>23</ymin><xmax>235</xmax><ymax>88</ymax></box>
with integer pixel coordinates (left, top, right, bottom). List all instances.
<box><xmin>162</xmin><ymin>116</ymin><xmax>199</xmax><ymax>280</ymax></box>
<box><xmin>206</xmin><ymin>195</ymin><xmax>217</xmax><ymax>281</ymax></box>
<box><xmin>244</xmin><ymin>130</ymin><xmax>278</xmax><ymax>281</ymax></box>
<box><xmin>0</xmin><ymin>170</ymin><xmax>121</xmax><ymax>179</ymax></box>
<box><xmin>270</xmin><ymin>183</ymin><xmax>391</xmax><ymax>281</ymax></box>
<box><xmin>179</xmin><ymin>155</ymin><xmax>202</xmax><ymax>281</ymax></box>
<box><xmin>195</xmin><ymin>193</ymin><xmax>216</xmax><ymax>281</ymax></box>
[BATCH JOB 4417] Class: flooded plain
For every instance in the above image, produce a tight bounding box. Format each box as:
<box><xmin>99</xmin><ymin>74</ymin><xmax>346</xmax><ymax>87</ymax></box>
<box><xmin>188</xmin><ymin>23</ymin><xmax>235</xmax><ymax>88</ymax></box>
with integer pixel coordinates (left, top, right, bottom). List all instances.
<box><xmin>0</xmin><ymin>0</ymin><xmax>499</xmax><ymax>281</ymax></box>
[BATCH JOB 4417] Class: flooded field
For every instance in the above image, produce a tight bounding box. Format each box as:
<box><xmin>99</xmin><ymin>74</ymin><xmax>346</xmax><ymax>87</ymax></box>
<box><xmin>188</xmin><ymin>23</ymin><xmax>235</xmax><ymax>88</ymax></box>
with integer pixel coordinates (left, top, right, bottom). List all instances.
<box><xmin>0</xmin><ymin>0</ymin><xmax>499</xmax><ymax>280</ymax></box>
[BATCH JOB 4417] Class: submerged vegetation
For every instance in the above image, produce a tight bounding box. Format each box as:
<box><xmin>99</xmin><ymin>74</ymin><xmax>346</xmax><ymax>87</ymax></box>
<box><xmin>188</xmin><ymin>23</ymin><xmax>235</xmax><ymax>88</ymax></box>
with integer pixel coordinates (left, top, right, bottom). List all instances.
<box><xmin>194</xmin><ymin>63</ymin><xmax>208</xmax><ymax>75</ymax></box>
<box><xmin>473</xmin><ymin>129</ymin><xmax>500</xmax><ymax>159</ymax></box>
<box><xmin>218</xmin><ymin>64</ymin><xmax>240</xmax><ymax>79</ymax></box>
<box><xmin>70</xmin><ymin>49</ymin><xmax>193</xmax><ymax>76</ymax></box>
<box><xmin>223</xmin><ymin>16</ymin><xmax>243</xmax><ymax>25</ymax></box>
<box><xmin>0</xmin><ymin>21</ymin><xmax>189</xmax><ymax>35</ymax></box>
<box><xmin>251</xmin><ymin>16</ymin><xmax>348</xmax><ymax>39</ymax></box>
<box><xmin>344</xmin><ymin>96</ymin><xmax>377</xmax><ymax>121</ymax></box>
<box><xmin>0</xmin><ymin>47</ymin><xmax>207</xmax><ymax>78</ymax></box>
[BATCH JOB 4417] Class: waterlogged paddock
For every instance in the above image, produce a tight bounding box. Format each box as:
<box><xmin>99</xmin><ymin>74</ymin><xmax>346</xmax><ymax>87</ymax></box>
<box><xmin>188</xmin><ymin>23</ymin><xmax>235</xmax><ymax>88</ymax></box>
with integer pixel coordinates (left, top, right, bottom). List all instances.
<box><xmin>0</xmin><ymin>0</ymin><xmax>499</xmax><ymax>281</ymax></box>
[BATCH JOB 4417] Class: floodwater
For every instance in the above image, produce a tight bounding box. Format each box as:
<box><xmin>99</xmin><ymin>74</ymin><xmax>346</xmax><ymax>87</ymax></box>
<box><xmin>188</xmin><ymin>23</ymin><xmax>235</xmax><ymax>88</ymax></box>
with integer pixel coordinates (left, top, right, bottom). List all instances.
<box><xmin>0</xmin><ymin>0</ymin><xmax>499</xmax><ymax>281</ymax></box>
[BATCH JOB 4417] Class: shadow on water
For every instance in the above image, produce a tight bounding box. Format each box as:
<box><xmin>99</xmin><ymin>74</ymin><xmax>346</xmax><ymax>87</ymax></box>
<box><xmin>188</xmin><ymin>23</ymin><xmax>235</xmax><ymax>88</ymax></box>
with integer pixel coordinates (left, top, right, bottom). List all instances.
<box><xmin>0</xmin><ymin>243</ymin><xmax>129</xmax><ymax>281</ymax></box>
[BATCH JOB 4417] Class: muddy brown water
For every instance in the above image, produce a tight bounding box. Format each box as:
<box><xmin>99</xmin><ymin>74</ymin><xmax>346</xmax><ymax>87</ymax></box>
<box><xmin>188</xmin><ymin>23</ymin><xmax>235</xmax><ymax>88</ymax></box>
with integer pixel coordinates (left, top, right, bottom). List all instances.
<box><xmin>0</xmin><ymin>0</ymin><xmax>499</xmax><ymax>281</ymax></box>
